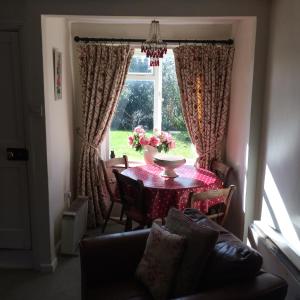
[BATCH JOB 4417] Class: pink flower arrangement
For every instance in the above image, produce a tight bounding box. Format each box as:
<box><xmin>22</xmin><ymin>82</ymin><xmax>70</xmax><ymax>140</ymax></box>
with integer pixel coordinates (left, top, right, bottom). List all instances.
<box><xmin>128</xmin><ymin>136</ymin><xmax>134</xmax><ymax>145</ymax></box>
<box><xmin>139</xmin><ymin>135</ymin><xmax>149</xmax><ymax>146</ymax></box>
<box><xmin>149</xmin><ymin>136</ymin><xmax>160</xmax><ymax>147</ymax></box>
<box><xmin>128</xmin><ymin>126</ymin><xmax>176</xmax><ymax>153</ymax></box>
<box><xmin>155</xmin><ymin>130</ymin><xmax>176</xmax><ymax>153</ymax></box>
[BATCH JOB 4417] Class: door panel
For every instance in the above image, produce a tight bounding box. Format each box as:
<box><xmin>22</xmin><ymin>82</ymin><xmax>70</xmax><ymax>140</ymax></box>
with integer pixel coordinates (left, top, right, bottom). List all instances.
<box><xmin>0</xmin><ymin>31</ymin><xmax>31</xmax><ymax>249</ymax></box>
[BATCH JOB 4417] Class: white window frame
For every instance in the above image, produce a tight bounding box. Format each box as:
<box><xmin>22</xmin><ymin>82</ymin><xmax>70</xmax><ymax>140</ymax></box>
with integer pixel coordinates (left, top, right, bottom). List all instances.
<box><xmin>126</xmin><ymin>59</ymin><xmax>162</xmax><ymax>132</ymax></box>
<box><xmin>102</xmin><ymin>48</ymin><xmax>163</xmax><ymax>158</ymax></box>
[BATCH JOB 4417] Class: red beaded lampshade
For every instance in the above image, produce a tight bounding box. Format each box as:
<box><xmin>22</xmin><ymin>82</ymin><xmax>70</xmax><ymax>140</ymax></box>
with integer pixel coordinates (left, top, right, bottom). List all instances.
<box><xmin>141</xmin><ymin>20</ymin><xmax>167</xmax><ymax>67</ymax></box>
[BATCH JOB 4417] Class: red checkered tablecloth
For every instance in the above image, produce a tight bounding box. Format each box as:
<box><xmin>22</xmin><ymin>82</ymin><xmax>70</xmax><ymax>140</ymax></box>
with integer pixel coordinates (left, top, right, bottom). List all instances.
<box><xmin>122</xmin><ymin>164</ymin><xmax>223</xmax><ymax>220</ymax></box>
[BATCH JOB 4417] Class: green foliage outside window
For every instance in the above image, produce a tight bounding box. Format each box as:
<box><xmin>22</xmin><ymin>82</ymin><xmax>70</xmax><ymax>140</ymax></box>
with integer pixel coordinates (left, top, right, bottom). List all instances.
<box><xmin>128</xmin><ymin>55</ymin><xmax>152</xmax><ymax>73</ymax></box>
<box><xmin>162</xmin><ymin>54</ymin><xmax>186</xmax><ymax>131</ymax></box>
<box><xmin>111</xmin><ymin>51</ymin><xmax>186</xmax><ymax>132</ymax></box>
<box><xmin>111</xmin><ymin>80</ymin><xmax>154</xmax><ymax>130</ymax></box>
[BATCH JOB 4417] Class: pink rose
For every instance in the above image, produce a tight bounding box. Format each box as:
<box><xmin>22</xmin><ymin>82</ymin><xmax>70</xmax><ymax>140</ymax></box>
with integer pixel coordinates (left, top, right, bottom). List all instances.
<box><xmin>134</xmin><ymin>126</ymin><xmax>145</xmax><ymax>134</ymax></box>
<box><xmin>139</xmin><ymin>136</ymin><xmax>149</xmax><ymax>146</ymax></box>
<box><xmin>128</xmin><ymin>136</ymin><xmax>134</xmax><ymax>145</ymax></box>
<box><xmin>149</xmin><ymin>136</ymin><xmax>160</xmax><ymax>147</ymax></box>
<box><xmin>161</xmin><ymin>132</ymin><xmax>168</xmax><ymax>142</ymax></box>
<box><xmin>169</xmin><ymin>140</ymin><xmax>176</xmax><ymax>149</ymax></box>
<box><xmin>165</xmin><ymin>133</ymin><xmax>172</xmax><ymax>142</ymax></box>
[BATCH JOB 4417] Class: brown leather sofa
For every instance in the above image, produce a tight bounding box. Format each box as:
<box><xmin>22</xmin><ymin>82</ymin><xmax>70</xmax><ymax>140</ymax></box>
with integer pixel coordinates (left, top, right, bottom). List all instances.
<box><xmin>80</xmin><ymin>209</ymin><xmax>288</xmax><ymax>300</ymax></box>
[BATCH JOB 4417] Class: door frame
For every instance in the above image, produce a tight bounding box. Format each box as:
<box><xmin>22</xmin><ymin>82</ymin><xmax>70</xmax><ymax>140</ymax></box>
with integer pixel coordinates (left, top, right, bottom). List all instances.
<box><xmin>0</xmin><ymin>23</ymin><xmax>32</xmax><ymax>267</ymax></box>
<box><xmin>0</xmin><ymin>22</ymin><xmax>52</xmax><ymax>270</ymax></box>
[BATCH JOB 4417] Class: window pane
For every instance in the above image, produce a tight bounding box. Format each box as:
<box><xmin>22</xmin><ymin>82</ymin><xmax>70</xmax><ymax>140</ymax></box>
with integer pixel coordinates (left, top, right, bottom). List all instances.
<box><xmin>162</xmin><ymin>50</ymin><xmax>195</xmax><ymax>159</ymax></box>
<box><xmin>128</xmin><ymin>54</ymin><xmax>153</xmax><ymax>74</ymax></box>
<box><xmin>110</xmin><ymin>80</ymin><xmax>154</xmax><ymax>160</ymax></box>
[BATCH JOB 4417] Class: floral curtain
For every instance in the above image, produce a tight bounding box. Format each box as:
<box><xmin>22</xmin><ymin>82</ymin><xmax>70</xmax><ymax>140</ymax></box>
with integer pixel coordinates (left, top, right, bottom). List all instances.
<box><xmin>174</xmin><ymin>44</ymin><xmax>234</xmax><ymax>169</ymax></box>
<box><xmin>77</xmin><ymin>44</ymin><xmax>134</xmax><ymax>227</ymax></box>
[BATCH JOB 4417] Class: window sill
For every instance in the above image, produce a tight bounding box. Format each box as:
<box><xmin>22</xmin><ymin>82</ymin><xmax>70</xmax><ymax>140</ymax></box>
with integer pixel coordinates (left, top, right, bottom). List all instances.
<box><xmin>128</xmin><ymin>160</ymin><xmax>145</xmax><ymax>167</ymax></box>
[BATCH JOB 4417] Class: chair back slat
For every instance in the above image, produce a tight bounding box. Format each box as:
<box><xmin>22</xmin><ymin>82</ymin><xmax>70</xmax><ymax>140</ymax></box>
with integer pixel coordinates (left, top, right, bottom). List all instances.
<box><xmin>187</xmin><ymin>185</ymin><xmax>236</xmax><ymax>226</ymax></box>
<box><xmin>210</xmin><ymin>159</ymin><xmax>232</xmax><ymax>185</ymax></box>
<box><xmin>99</xmin><ymin>155</ymin><xmax>128</xmax><ymax>200</ymax></box>
<box><xmin>105</xmin><ymin>156</ymin><xmax>128</xmax><ymax>169</ymax></box>
<box><xmin>190</xmin><ymin>187</ymin><xmax>231</xmax><ymax>202</ymax></box>
<box><xmin>113</xmin><ymin>169</ymin><xmax>146</xmax><ymax>213</ymax></box>
<box><xmin>113</xmin><ymin>169</ymin><xmax>151</xmax><ymax>230</ymax></box>
<box><xmin>99</xmin><ymin>156</ymin><xmax>129</xmax><ymax>233</ymax></box>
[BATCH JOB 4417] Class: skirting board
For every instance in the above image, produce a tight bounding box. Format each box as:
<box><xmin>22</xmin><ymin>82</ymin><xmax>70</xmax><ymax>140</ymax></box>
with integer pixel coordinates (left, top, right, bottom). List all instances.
<box><xmin>39</xmin><ymin>239</ymin><xmax>62</xmax><ymax>272</ymax></box>
<box><xmin>0</xmin><ymin>249</ymin><xmax>58</xmax><ymax>272</ymax></box>
<box><xmin>39</xmin><ymin>256</ymin><xmax>57</xmax><ymax>272</ymax></box>
<box><xmin>0</xmin><ymin>249</ymin><xmax>33</xmax><ymax>269</ymax></box>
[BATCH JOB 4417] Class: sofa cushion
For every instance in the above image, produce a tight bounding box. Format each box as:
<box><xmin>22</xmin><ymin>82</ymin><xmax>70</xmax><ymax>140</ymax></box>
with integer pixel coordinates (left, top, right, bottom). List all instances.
<box><xmin>184</xmin><ymin>208</ymin><xmax>263</xmax><ymax>286</ymax></box>
<box><xmin>135</xmin><ymin>223</ymin><xmax>186</xmax><ymax>300</ymax></box>
<box><xmin>166</xmin><ymin>208</ymin><xmax>219</xmax><ymax>297</ymax></box>
<box><xmin>204</xmin><ymin>237</ymin><xmax>263</xmax><ymax>285</ymax></box>
<box><xmin>184</xmin><ymin>208</ymin><xmax>226</xmax><ymax>232</ymax></box>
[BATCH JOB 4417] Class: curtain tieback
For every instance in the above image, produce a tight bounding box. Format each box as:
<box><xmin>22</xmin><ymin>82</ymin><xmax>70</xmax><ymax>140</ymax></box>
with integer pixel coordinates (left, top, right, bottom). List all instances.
<box><xmin>76</xmin><ymin>128</ymin><xmax>102</xmax><ymax>185</ymax></box>
<box><xmin>76</xmin><ymin>128</ymin><xmax>99</xmax><ymax>152</ymax></box>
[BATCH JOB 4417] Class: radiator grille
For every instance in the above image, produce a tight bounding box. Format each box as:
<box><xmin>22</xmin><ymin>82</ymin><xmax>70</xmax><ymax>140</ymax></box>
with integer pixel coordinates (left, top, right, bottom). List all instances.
<box><xmin>61</xmin><ymin>196</ymin><xmax>88</xmax><ymax>255</ymax></box>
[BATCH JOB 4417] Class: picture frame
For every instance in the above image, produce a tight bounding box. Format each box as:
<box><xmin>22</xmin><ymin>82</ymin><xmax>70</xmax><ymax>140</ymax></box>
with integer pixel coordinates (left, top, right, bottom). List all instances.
<box><xmin>53</xmin><ymin>48</ymin><xmax>62</xmax><ymax>100</ymax></box>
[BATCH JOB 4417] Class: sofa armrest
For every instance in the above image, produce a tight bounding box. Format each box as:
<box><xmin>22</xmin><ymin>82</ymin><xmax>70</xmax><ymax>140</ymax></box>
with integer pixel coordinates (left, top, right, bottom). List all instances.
<box><xmin>80</xmin><ymin>229</ymin><xmax>149</xmax><ymax>290</ymax></box>
<box><xmin>174</xmin><ymin>272</ymin><xmax>287</xmax><ymax>300</ymax></box>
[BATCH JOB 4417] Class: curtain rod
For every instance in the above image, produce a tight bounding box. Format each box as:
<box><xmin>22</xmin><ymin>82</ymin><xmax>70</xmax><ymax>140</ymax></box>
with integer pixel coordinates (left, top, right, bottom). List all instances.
<box><xmin>74</xmin><ymin>36</ymin><xmax>234</xmax><ymax>45</ymax></box>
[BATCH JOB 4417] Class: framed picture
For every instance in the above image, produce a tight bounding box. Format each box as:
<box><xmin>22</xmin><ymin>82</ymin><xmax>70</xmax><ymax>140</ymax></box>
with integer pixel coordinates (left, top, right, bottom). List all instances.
<box><xmin>53</xmin><ymin>48</ymin><xmax>62</xmax><ymax>100</ymax></box>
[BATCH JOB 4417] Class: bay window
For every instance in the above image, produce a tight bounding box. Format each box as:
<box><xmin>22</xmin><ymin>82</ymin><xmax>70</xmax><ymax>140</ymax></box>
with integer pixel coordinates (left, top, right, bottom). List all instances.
<box><xmin>109</xmin><ymin>49</ymin><xmax>195</xmax><ymax>161</ymax></box>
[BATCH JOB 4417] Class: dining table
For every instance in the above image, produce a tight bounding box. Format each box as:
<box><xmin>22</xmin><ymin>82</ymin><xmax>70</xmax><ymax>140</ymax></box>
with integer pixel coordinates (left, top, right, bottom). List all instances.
<box><xmin>121</xmin><ymin>163</ymin><xmax>223</xmax><ymax>221</ymax></box>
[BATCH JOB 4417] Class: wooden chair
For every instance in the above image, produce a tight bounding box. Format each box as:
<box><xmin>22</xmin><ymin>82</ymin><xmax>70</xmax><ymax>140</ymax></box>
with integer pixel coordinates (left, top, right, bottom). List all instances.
<box><xmin>187</xmin><ymin>185</ymin><xmax>236</xmax><ymax>226</ymax></box>
<box><xmin>210</xmin><ymin>159</ymin><xmax>232</xmax><ymax>186</ymax></box>
<box><xmin>113</xmin><ymin>169</ymin><xmax>152</xmax><ymax>231</ymax></box>
<box><xmin>100</xmin><ymin>155</ymin><xmax>129</xmax><ymax>233</ymax></box>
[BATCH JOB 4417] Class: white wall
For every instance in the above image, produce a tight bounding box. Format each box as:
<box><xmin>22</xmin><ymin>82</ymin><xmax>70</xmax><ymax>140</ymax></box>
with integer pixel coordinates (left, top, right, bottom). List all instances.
<box><xmin>226</xmin><ymin>18</ymin><xmax>256</xmax><ymax>238</ymax></box>
<box><xmin>41</xmin><ymin>16</ymin><xmax>74</xmax><ymax>261</ymax></box>
<box><xmin>261</xmin><ymin>0</ymin><xmax>300</xmax><ymax>262</ymax></box>
<box><xmin>0</xmin><ymin>0</ymin><xmax>272</xmax><ymax>270</ymax></box>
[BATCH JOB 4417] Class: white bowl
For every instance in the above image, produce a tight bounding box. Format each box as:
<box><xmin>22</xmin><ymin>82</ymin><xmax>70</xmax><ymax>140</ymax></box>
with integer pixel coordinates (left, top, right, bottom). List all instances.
<box><xmin>153</xmin><ymin>154</ymin><xmax>186</xmax><ymax>178</ymax></box>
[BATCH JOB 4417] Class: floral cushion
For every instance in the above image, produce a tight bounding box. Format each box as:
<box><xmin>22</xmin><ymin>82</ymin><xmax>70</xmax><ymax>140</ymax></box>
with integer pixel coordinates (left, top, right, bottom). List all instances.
<box><xmin>166</xmin><ymin>208</ymin><xmax>219</xmax><ymax>297</ymax></box>
<box><xmin>135</xmin><ymin>223</ymin><xmax>186</xmax><ymax>300</ymax></box>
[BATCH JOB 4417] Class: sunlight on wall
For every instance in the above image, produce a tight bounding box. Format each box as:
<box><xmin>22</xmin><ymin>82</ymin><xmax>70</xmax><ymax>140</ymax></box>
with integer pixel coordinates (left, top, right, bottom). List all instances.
<box><xmin>263</xmin><ymin>165</ymin><xmax>300</xmax><ymax>255</ymax></box>
<box><xmin>242</xmin><ymin>143</ymin><xmax>249</xmax><ymax>212</ymax></box>
<box><xmin>261</xmin><ymin>196</ymin><xmax>276</xmax><ymax>229</ymax></box>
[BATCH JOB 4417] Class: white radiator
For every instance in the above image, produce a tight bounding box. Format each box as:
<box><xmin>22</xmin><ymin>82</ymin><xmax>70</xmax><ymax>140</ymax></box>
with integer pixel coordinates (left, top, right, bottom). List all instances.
<box><xmin>61</xmin><ymin>196</ymin><xmax>88</xmax><ymax>255</ymax></box>
<box><xmin>250</xmin><ymin>222</ymin><xmax>300</xmax><ymax>300</ymax></box>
